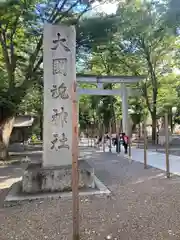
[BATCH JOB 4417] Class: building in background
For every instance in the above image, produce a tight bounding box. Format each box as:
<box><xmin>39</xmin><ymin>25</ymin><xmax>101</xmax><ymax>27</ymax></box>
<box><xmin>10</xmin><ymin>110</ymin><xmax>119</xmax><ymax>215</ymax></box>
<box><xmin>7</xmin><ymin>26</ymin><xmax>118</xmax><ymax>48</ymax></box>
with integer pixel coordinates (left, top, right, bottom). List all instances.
<box><xmin>10</xmin><ymin>115</ymin><xmax>35</xmax><ymax>143</ymax></box>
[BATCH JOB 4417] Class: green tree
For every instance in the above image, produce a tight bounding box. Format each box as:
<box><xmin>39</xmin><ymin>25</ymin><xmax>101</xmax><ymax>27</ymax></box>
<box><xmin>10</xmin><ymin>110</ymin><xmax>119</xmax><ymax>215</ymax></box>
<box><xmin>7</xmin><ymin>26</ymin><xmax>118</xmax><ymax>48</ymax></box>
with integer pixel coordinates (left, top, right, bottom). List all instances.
<box><xmin>78</xmin><ymin>15</ymin><xmax>121</xmax><ymax>132</ymax></box>
<box><xmin>0</xmin><ymin>0</ymin><xmax>95</xmax><ymax>159</ymax></box>
<box><xmin>18</xmin><ymin>83</ymin><xmax>43</xmax><ymax>139</ymax></box>
<box><xmin>78</xmin><ymin>14</ymin><xmax>146</xmax><ymax>134</ymax></box>
<box><xmin>78</xmin><ymin>1</ymin><xmax>180</xmax><ymax>140</ymax></box>
<box><xmin>113</xmin><ymin>0</ymin><xmax>178</xmax><ymax>142</ymax></box>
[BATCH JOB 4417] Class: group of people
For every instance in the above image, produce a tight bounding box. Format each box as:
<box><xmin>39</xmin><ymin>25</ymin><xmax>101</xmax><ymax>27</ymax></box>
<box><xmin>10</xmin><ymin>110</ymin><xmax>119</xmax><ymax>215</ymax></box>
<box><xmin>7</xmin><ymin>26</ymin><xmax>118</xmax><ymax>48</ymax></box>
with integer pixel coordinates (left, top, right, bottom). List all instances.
<box><xmin>113</xmin><ymin>132</ymin><xmax>129</xmax><ymax>154</ymax></box>
<box><xmin>96</xmin><ymin>132</ymin><xmax>129</xmax><ymax>154</ymax></box>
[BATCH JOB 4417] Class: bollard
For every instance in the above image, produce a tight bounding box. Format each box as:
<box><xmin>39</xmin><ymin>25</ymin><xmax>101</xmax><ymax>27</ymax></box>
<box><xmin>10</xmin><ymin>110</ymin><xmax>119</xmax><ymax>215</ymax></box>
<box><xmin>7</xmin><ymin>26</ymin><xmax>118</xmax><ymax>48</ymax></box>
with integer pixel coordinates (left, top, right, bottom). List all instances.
<box><xmin>165</xmin><ymin>113</ymin><xmax>170</xmax><ymax>178</ymax></box>
<box><xmin>143</xmin><ymin>120</ymin><xmax>147</xmax><ymax>169</ymax></box>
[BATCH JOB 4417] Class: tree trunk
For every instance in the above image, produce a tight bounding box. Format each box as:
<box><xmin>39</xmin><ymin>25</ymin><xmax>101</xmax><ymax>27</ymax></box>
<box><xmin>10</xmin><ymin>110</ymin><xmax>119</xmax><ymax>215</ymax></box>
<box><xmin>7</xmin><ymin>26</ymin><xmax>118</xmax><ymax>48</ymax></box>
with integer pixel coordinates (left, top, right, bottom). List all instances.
<box><xmin>111</xmin><ymin>110</ymin><xmax>116</xmax><ymax>133</ymax></box>
<box><xmin>151</xmin><ymin>111</ymin><xmax>156</xmax><ymax>144</ymax></box>
<box><xmin>168</xmin><ymin>108</ymin><xmax>173</xmax><ymax>133</ymax></box>
<box><xmin>0</xmin><ymin>117</ymin><xmax>15</xmax><ymax>160</ymax></box>
<box><xmin>109</xmin><ymin>99</ymin><xmax>116</xmax><ymax>133</ymax></box>
<box><xmin>138</xmin><ymin>123</ymin><xmax>141</xmax><ymax>138</ymax></box>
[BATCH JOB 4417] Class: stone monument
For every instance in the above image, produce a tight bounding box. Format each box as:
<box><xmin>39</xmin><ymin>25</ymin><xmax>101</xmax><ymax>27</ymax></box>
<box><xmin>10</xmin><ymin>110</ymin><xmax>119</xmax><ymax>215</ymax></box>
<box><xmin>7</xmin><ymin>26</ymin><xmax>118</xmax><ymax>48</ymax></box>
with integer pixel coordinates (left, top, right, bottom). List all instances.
<box><xmin>43</xmin><ymin>23</ymin><xmax>74</xmax><ymax>166</ymax></box>
<box><xmin>22</xmin><ymin>24</ymin><xmax>95</xmax><ymax>193</ymax></box>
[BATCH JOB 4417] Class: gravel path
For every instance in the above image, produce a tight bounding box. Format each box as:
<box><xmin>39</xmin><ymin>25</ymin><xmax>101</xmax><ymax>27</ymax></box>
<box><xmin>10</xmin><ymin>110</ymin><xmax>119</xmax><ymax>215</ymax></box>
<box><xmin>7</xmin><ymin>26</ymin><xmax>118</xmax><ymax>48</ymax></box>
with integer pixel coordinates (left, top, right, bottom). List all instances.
<box><xmin>1</xmin><ymin>150</ymin><xmax>180</xmax><ymax>239</ymax></box>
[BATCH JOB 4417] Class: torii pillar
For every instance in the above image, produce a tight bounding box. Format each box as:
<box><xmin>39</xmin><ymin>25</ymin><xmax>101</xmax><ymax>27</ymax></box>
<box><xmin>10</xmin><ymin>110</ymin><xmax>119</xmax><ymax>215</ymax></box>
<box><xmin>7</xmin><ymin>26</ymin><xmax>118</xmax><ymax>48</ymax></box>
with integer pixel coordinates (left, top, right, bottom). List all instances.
<box><xmin>121</xmin><ymin>83</ymin><xmax>129</xmax><ymax>135</ymax></box>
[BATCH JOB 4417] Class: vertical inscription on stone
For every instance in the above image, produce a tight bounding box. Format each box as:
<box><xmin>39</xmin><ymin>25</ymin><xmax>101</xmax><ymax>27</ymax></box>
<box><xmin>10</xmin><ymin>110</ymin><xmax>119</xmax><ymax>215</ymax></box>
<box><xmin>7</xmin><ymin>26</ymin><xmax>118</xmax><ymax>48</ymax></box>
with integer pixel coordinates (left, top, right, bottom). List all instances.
<box><xmin>43</xmin><ymin>24</ymin><xmax>75</xmax><ymax>167</ymax></box>
<box><xmin>51</xmin><ymin>32</ymin><xmax>71</xmax><ymax>52</ymax></box>
<box><xmin>51</xmin><ymin>133</ymin><xmax>69</xmax><ymax>151</ymax></box>
<box><xmin>50</xmin><ymin>83</ymin><xmax>69</xmax><ymax>99</ymax></box>
<box><xmin>52</xmin><ymin>58</ymin><xmax>67</xmax><ymax>76</ymax></box>
<box><xmin>52</xmin><ymin>107</ymin><xmax>68</xmax><ymax>127</ymax></box>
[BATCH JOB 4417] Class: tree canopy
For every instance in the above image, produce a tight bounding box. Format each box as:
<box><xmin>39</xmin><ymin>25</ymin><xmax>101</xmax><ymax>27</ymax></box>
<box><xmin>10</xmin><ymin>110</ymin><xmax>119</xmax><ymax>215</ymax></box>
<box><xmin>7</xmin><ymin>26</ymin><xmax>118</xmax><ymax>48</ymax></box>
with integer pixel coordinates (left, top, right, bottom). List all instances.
<box><xmin>78</xmin><ymin>0</ymin><xmax>180</xmax><ymax>141</ymax></box>
<box><xmin>0</xmin><ymin>0</ymin><xmax>180</xmax><ymax>159</ymax></box>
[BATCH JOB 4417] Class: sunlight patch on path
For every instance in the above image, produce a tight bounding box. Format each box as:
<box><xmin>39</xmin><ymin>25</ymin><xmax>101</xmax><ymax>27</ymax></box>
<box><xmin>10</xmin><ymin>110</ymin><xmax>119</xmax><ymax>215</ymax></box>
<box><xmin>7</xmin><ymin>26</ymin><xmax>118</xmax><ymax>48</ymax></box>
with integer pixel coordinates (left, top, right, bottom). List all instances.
<box><xmin>0</xmin><ymin>177</ymin><xmax>22</xmax><ymax>189</ymax></box>
<box><xmin>131</xmin><ymin>173</ymin><xmax>165</xmax><ymax>185</ymax></box>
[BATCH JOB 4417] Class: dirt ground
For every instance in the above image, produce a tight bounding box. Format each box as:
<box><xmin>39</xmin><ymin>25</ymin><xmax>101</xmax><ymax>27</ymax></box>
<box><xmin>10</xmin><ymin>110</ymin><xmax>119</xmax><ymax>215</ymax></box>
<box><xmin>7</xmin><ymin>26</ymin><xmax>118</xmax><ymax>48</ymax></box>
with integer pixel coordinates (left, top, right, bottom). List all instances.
<box><xmin>1</xmin><ymin>149</ymin><xmax>180</xmax><ymax>239</ymax></box>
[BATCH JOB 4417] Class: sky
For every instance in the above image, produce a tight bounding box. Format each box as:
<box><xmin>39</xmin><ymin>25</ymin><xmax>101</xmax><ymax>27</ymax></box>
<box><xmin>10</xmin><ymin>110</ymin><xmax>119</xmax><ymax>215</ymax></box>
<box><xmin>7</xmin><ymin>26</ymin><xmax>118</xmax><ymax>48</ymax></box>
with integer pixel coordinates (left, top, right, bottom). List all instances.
<box><xmin>92</xmin><ymin>0</ymin><xmax>119</xmax><ymax>15</ymax></box>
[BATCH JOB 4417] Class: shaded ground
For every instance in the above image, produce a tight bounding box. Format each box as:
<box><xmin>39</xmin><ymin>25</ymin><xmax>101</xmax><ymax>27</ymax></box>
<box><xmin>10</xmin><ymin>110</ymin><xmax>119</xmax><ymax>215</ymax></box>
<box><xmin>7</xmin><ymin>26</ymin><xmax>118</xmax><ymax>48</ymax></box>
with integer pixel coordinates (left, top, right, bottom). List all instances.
<box><xmin>1</xmin><ymin>149</ymin><xmax>180</xmax><ymax>239</ymax></box>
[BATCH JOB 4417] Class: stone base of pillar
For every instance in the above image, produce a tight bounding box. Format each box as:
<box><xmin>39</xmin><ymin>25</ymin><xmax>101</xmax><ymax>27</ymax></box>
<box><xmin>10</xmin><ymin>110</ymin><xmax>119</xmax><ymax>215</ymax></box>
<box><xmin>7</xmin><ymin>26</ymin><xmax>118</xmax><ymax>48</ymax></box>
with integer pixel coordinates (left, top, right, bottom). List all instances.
<box><xmin>22</xmin><ymin>160</ymin><xmax>95</xmax><ymax>194</ymax></box>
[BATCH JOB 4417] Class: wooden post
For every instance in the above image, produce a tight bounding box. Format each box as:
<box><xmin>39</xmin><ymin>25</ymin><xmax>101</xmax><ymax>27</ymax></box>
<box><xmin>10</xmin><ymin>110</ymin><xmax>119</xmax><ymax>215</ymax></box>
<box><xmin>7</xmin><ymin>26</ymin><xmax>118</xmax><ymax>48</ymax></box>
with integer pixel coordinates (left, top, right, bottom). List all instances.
<box><xmin>93</xmin><ymin>123</ymin><xmax>96</xmax><ymax>148</ymax></box>
<box><xmin>136</xmin><ymin>123</ymin><xmax>141</xmax><ymax>148</ymax></box>
<box><xmin>165</xmin><ymin>113</ymin><xmax>170</xmax><ymax>178</ymax></box>
<box><xmin>137</xmin><ymin>132</ymin><xmax>140</xmax><ymax>148</ymax></box>
<box><xmin>143</xmin><ymin>120</ymin><xmax>147</xmax><ymax>169</ymax></box>
<box><xmin>87</xmin><ymin>127</ymin><xmax>90</xmax><ymax>147</ymax></box>
<box><xmin>128</xmin><ymin>136</ymin><xmax>131</xmax><ymax>158</ymax></box>
<box><xmin>90</xmin><ymin>129</ymin><xmax>93</xmax><ymax>147</ymax></box>
<box><xmin>72</xmin><ymin>81</ymin><xmax>79</xmax><ymax>240</ymax></box>
<box><xmin>116</xmin><ymin>119</ymin><xmax>120</xmax><ymax>155</ymax></box>
<box><xmin>103</xmin><ymin>125</ymin><xmax>105</xmax><ymax>152</ymax></box>
<box><xmin>109</xmin><ymin>121</ymin><xmax>112</xmax><ymax>152</ymax></box>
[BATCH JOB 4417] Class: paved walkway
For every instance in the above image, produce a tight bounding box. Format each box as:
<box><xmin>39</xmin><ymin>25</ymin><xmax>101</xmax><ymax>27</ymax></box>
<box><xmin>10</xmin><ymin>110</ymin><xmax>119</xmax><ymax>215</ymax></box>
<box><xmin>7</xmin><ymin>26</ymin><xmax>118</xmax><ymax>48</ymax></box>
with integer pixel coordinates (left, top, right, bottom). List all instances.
<box><xmin>98</xmin><ymin>145</ymin><xmax>180</xmax><ymax>176</ymax></box>
<box><xmin>128</xmin><ymin>148</ymin><xmax>180</xmax><ymax>176</ymax></box>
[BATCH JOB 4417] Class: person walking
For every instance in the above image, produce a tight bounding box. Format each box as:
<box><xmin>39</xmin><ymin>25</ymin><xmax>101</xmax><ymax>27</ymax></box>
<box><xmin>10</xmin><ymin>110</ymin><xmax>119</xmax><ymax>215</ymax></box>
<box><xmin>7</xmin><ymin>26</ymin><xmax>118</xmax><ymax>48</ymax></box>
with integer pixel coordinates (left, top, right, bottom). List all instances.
<box><xmin>115</xmin><ymin>133</ymin><xmax>123</xmax><ymax>154</ymax></box>
<box><xmin>122</xmin><ymin>132</ymin><xmax>129</xmax><ymax>154</ymax></box>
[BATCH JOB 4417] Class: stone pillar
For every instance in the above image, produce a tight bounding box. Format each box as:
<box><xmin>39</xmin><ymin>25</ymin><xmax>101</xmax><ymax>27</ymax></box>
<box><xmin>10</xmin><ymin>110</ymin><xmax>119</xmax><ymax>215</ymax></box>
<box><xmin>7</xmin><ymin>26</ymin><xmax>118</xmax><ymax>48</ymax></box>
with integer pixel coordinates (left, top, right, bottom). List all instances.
<box><xmin>22</xmin><ymin>24</ymin><xmax>95</xmax><ymax>194</ymax></box>
<box><xmin>121</xmin><ymin>83</ymin><xmax>129</xmax><ymax>134</ymax></box>
<box><xmin>43</xmin><ymin>24</ymin><xmax>75</xmax><ymax>167</ymax></box>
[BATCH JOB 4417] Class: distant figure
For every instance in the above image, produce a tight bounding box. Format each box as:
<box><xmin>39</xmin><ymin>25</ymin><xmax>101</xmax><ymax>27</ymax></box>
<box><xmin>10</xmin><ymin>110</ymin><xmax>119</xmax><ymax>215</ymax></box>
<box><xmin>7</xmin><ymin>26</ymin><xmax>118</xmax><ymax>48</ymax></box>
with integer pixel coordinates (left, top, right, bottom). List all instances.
<box><xmin>115</xmin><ymin>133</ymin><xmax>122</xmax><ymax>154</ymax></box>
<box><xmin>97</xmin><ymin>136</ymin><xmax>102</xmax><ymax>145</ymax></box>
<box><xmin>122</xmin><ymin>132</ymin><xmax>129</xmax><ymax>154</ymax></box>
<box><xmin>106</xmin><ymin>134</ymin><xmax>111</xmax><ymax>151</ymax></box>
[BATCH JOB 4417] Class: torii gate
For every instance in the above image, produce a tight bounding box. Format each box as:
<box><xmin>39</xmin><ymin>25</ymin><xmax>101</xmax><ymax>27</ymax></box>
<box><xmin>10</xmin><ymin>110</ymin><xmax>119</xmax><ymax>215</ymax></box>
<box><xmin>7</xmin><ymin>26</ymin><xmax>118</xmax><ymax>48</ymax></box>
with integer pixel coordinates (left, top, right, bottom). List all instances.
<box><xmin>76</xmin><ymin>74</ymin><xmax>145</xmax><ymax>135</ymax></box>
